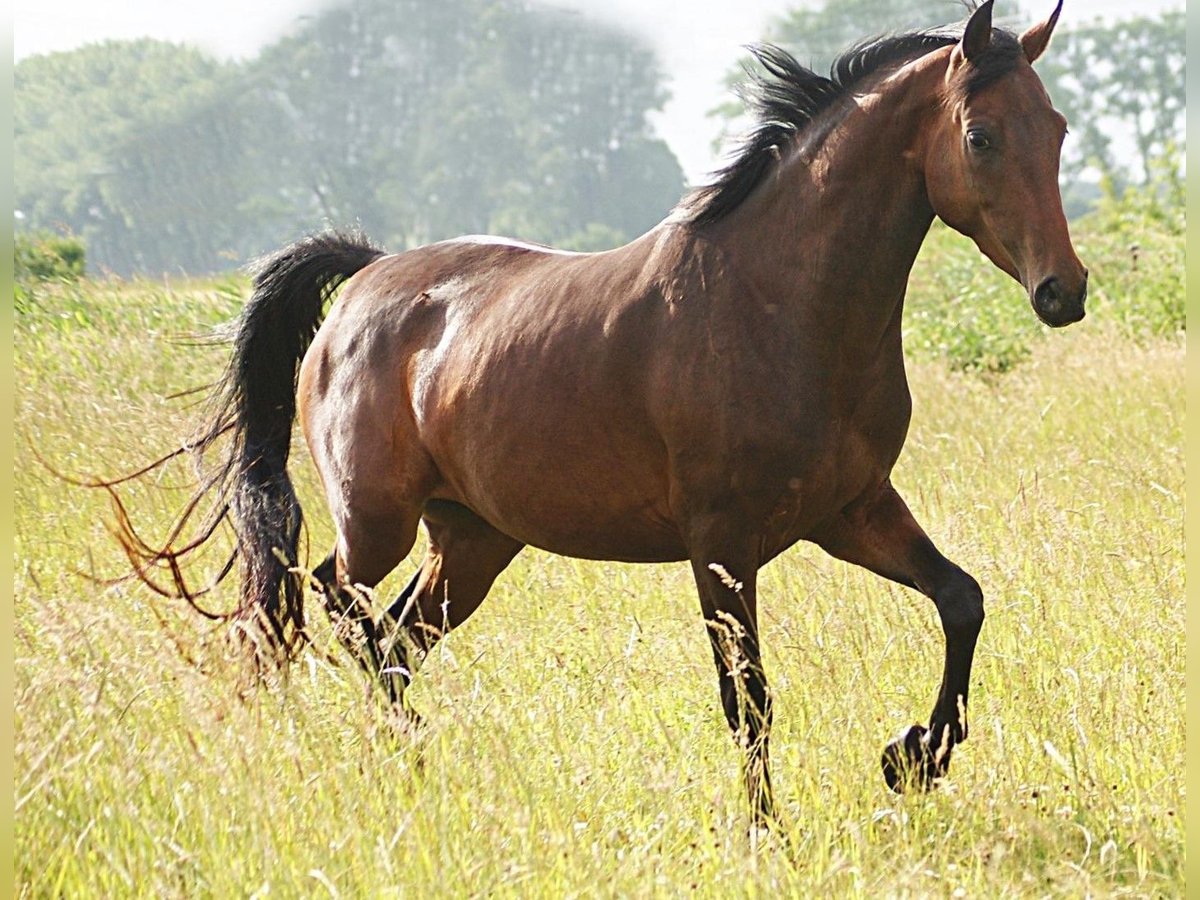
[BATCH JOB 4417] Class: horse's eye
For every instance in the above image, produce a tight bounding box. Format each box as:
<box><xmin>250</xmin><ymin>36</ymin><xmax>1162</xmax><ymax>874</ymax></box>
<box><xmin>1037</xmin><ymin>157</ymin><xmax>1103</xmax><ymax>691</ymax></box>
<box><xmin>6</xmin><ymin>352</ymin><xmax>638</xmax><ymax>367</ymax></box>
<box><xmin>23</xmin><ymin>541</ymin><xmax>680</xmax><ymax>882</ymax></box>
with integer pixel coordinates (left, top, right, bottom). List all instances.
<box><xmin>966</xmin><ymin>129</ymin><xmax>991</xmax><ymax>151</ymax></box>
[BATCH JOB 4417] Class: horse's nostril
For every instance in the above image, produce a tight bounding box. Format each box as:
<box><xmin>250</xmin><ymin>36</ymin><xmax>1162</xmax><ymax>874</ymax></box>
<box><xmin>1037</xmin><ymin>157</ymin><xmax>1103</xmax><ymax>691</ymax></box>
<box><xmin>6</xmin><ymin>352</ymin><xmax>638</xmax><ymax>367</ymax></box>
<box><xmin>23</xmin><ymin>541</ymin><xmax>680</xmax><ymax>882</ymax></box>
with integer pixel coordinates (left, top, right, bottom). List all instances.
<box><xmin>1032</xmin><ymin>275</ymin><xmax>1085</xmax><ymax>327</ymax></box>
<box><xmin>1034</xmin><ymin>277</ymin><xmax>1062</xmax><ymax>312</ymax></box>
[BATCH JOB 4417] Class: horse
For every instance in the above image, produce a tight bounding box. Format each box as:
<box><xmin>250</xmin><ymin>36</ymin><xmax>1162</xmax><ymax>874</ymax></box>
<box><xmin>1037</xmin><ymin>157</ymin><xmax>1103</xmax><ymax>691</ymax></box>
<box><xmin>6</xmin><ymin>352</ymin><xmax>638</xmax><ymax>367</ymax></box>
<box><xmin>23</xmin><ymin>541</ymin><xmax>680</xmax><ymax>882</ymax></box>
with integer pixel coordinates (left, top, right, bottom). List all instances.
<box><xmin>112</xmin><ymin>0</ymin><xmax>1085</xmax><ymax>826</ymax></box>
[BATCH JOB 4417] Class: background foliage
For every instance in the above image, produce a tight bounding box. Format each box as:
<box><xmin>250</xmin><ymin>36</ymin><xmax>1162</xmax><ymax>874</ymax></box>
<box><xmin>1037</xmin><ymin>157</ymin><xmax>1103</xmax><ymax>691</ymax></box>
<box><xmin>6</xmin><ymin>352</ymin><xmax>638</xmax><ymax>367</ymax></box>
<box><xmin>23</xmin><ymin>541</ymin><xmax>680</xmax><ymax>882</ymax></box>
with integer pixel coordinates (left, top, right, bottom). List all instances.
<box><xmin>14</xmin><ymin>0</ymin><xmax>1184</xmax><ymax>277</ymax></box>
<box><xmin>14</xmin><ymin>231</ymin><xmax>87</xmax><ymax>314</ymax></box>
<box><xmin>14</xmin><ymin>0</ymin><xmax>685</xmax><ymax>276</ymax></box>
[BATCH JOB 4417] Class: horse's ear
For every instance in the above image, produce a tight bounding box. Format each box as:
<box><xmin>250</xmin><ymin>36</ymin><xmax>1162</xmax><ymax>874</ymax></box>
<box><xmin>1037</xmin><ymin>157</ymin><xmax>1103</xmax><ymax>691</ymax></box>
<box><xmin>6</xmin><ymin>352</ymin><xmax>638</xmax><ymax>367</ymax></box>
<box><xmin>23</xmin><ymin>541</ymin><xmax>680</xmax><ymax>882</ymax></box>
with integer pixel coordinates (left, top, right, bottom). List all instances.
<box><xmin>1019</xmin><ymin>0</ymin><xmax>1063</xmax><ymax>63</ymax></box>
<box><xmin>950</xmin><ymin>0</ymin><xmax>998</xmax><ymax>66</ymax></box>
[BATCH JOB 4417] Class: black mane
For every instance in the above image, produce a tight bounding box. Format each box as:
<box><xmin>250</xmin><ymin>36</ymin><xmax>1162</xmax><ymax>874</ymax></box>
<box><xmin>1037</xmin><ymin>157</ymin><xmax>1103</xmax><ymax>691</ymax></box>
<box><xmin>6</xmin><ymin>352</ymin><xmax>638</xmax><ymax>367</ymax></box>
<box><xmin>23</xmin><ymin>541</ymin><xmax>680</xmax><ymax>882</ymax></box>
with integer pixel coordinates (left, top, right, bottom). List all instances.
<box><xmin>683</xmin><ymin>24</ymin><xmax>1023</xmax><ymax>226</ymax></box>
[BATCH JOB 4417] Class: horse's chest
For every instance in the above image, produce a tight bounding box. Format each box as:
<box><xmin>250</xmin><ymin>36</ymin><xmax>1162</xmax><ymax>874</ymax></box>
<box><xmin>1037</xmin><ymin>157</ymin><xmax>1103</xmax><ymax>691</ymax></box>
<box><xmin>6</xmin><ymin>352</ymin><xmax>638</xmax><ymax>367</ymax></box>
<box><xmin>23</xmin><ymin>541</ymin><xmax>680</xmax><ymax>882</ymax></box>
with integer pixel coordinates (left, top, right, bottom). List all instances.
<box><xmin>743</xmin><ymin>388</ymin><xmax>912</xmax><ymax>552</ymax></box>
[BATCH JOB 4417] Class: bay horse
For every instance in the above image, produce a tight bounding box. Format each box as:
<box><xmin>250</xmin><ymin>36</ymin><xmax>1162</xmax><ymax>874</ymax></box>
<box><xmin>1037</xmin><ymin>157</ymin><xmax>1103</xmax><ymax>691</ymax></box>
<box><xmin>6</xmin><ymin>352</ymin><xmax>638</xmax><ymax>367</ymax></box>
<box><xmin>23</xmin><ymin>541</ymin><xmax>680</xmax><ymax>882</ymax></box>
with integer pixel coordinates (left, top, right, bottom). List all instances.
<box><xmin>114</xmin><ymin>0</ymin><xmax>1086</xmax><ymax>825</ymax></box>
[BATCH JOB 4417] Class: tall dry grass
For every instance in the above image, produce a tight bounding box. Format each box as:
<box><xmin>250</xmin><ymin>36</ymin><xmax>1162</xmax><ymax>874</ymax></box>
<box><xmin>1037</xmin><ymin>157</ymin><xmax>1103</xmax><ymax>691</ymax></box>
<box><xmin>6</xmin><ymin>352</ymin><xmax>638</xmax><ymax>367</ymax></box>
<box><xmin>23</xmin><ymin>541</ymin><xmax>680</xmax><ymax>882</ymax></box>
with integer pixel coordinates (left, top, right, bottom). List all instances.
<box><xmin>15</xmin><ymin>275</ymin><xmax>1183</xmax><ymax>896</ymax></box>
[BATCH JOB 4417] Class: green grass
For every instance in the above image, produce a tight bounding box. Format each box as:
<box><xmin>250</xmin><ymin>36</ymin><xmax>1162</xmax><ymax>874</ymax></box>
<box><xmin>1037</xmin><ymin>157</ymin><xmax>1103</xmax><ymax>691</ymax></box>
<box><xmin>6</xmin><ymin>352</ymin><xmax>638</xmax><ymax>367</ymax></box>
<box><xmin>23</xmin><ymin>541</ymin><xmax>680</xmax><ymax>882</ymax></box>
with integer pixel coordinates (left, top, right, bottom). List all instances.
<box><xmin>15</xmin><ymin>269</ymin><xmax>1183</xmax><ymax>895</ymax></box>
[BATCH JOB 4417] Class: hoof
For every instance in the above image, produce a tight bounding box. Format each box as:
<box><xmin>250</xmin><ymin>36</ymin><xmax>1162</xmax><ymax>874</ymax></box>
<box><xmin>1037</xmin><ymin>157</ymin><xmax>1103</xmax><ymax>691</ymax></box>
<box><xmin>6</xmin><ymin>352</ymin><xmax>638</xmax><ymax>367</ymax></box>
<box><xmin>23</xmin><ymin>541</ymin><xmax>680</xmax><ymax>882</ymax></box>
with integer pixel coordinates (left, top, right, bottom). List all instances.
<box><xmin>881</xmin><ymin>724</ymin><xmax>951</xmax><ymax>793</ymax></box>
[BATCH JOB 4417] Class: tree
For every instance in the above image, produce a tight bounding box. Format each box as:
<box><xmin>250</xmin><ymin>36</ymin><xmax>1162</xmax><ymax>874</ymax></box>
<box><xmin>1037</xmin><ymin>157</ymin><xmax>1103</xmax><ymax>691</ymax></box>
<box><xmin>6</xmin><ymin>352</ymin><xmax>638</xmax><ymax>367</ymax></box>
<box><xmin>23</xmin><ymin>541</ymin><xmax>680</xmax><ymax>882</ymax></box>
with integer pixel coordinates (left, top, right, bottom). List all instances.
<box><xmin>763</xmin><ymin>0</ymin><xmax>953</xmax><ymax>72</ymax></box>
<box><xmin>248</xmin><ymin>0</ymin><xmax>684</xmax><ymax>249</ymax></box>
<box><xmin>15</xmin><ymin>0</ymin><xmax>686</xmax><ymax>276</ymax></box>
<box><xmin>1035</xmin><ymin>10</ymin><xmax>1184</xmax><ymax>190</ymax></box>
<box><xmin>15</xmin><ymin>40</ymin><xmax>243</xmax><ymax>275</ymax></box>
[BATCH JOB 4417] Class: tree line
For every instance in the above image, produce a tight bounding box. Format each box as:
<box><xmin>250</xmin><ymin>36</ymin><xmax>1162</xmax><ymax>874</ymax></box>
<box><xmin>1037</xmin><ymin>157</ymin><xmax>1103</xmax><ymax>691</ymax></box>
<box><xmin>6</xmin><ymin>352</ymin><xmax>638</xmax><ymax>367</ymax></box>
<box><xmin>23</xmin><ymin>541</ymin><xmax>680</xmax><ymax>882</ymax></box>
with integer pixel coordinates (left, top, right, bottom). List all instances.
<box><xmin>15</xmin><ymin>0</ymin><xmax>1183</xmax><ymax>277</ymax></box>
<box><xmin>15</xmin><ymin>0</ymin><xmax>686</xmax><ymax>276</ymax></box>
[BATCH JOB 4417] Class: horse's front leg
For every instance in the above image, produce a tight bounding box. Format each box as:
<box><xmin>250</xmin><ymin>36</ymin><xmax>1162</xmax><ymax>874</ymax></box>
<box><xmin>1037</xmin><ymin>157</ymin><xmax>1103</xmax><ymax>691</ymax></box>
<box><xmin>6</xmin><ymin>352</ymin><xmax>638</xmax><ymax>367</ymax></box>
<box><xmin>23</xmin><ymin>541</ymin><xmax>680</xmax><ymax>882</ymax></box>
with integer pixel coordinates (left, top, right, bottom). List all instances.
<box><xmin>815</xmin><ymin>479</ymin><xmax>984</xmax><ymax>791</ymax></box>
<box><xmin>687</xmin><ymin>520</ymin><xmax>775</xmax><ymax>826</ymax></box>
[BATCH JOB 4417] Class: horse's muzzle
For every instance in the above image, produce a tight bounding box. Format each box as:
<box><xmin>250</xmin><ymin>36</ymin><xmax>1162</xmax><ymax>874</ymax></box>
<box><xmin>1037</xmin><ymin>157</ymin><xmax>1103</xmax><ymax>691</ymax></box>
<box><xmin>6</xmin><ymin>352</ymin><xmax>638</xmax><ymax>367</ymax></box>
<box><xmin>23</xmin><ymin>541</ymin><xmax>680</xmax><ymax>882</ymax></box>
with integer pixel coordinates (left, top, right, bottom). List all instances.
<box><xmin>1032</xmin><ymin>273</ymin><xmax>1087</xmax><ymax>328</ymax></box>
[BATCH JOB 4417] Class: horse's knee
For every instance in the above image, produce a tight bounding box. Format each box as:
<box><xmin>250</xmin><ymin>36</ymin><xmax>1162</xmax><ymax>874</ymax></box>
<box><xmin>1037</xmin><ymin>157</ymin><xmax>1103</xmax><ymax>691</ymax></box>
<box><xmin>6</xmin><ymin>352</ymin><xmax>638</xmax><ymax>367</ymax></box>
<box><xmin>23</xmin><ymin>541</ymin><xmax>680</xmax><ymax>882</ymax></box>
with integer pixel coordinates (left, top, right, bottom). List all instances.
<box><xmin>935</xmin><ymin>569</ymin><xmax>984</xmax><ymax>637</ymax></box>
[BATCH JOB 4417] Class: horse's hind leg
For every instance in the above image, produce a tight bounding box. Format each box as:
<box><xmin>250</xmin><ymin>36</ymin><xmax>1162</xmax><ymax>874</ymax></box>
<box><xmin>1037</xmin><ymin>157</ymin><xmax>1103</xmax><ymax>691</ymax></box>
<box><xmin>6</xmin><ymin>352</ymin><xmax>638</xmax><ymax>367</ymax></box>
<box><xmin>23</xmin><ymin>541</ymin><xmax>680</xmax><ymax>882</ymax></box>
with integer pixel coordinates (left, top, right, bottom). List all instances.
<box><xmin>380</xmin><ymin>499</ymin><xmax>524</xmax><ymax>683</ymax></box>
<box><xmin>814</xmin><ymin>479</ymin><xmax>984</xmax><ymax>792</ymax></box>
<box><xmin>311</xmin><ymin>506</ymin><xmax>424</xmax><ymax>704</ymax></box>
<box><xmin>312</xmin><ymin>550</ymin><xmax>397</xmax><ymax>699</ymax></box>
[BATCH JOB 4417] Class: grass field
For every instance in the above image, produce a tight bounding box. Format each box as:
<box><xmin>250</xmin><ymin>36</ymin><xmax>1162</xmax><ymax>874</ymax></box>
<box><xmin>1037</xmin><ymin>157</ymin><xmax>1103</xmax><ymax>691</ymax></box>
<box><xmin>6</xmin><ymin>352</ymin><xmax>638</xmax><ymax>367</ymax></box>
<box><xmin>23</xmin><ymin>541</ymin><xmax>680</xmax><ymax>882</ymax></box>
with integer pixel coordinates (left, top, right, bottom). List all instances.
<box><xmin>14</xmin><ymin>240</ymin><xmax>1184</xmax><ymax>895</ymax></box>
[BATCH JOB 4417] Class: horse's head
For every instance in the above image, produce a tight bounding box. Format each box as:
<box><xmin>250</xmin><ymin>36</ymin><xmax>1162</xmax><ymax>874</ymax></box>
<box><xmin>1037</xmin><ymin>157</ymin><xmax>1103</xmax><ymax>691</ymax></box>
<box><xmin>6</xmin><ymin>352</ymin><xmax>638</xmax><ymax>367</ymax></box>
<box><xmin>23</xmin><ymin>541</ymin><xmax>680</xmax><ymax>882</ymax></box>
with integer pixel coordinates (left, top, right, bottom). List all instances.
<box><xmin>924</xmin><ymin>0</ymin><xmax>1087</xmax><ymax>327</ymax></box>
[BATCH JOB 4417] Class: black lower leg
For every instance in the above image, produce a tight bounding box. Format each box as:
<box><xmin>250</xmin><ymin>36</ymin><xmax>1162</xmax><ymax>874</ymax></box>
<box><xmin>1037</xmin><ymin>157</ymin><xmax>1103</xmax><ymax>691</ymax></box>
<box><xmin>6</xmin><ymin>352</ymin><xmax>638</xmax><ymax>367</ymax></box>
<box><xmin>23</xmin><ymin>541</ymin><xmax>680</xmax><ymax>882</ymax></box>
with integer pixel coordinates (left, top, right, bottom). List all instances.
<box><xmin>373</xmin><ymin>569</ymin><xmax>427</xmax><ymax>705</ymax></box>
<box><xmin>385</xmin><ymin>568</ymin><xmax>422</xmax><ymax>623</ymax></box>
<box><xmin>882</xmin><ymin>564</ymin><xmax>984</xmax><ymax>792</ymax></box>
<box><xmin>929</xmin><ymin>566</ymin><xmax>984</xmax><ymax>750</ymax></box>
<box><xmin>708</xmin><ymin>623</ymin><xmax>775</xmax><ymax>823</ymax></box>
<box><xmin>311</xmin><ymin>552</ymin><xmax>409</xmax><ymax>704</ymax></box>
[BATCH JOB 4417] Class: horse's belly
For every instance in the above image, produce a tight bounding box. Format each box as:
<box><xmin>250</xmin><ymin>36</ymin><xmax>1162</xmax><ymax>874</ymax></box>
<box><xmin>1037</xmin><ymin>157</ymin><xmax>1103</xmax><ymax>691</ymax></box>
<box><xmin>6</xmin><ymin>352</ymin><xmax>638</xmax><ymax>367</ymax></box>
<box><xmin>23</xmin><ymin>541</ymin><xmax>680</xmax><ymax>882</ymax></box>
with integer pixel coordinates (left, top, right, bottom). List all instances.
<box><xmin>430</xmin><ymin>481</ymin><xmax>687</xmax><ymax>563</ymax></box>
<box><xmin>516</xmin><ymin>518</ymin><xmax>688</xmax><ymax>564</ymax></box>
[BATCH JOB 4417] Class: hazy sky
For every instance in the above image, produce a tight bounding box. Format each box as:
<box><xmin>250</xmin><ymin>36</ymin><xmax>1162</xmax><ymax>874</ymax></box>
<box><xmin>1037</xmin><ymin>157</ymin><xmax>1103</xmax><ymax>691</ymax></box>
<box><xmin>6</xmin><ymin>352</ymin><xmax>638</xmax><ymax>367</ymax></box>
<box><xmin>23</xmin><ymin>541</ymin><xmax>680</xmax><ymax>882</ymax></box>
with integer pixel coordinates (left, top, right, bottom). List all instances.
<box><xmin>13</xmin><ymin>0</ymin><xmax>1182</xmax><ymax>183</ymax></box>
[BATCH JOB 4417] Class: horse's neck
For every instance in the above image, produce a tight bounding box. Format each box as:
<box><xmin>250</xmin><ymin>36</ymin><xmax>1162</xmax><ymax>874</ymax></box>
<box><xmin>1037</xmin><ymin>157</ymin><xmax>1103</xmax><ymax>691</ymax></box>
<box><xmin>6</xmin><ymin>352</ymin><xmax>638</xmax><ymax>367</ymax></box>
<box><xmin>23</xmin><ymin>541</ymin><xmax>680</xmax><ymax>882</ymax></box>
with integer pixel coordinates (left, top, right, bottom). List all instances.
<box><xmin>707</xmin><ymin>72</ymin><xmax>938</xmax><ymax>337</ymax></box>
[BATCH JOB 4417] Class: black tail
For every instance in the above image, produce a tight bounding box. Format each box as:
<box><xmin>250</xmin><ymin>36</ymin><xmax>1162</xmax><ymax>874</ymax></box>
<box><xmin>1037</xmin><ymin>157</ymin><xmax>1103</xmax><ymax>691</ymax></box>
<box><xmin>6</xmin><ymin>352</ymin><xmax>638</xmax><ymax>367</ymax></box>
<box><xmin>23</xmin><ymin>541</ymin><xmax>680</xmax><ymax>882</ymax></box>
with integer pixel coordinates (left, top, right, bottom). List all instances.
<box><xmin>108</xmin><ymin>231</ymin><xmax>385</xmax><ymax>661</ymax></box>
